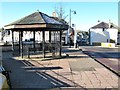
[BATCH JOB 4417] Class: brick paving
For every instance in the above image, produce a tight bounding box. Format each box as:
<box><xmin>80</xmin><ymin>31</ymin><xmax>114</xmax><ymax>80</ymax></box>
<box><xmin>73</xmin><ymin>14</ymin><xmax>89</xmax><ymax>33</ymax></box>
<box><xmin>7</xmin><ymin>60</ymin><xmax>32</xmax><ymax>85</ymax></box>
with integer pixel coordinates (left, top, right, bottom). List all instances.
<box><xmin>2</xmin><ymin>46</ymin><xmax>119</xmax><ymax>89</ymax></box>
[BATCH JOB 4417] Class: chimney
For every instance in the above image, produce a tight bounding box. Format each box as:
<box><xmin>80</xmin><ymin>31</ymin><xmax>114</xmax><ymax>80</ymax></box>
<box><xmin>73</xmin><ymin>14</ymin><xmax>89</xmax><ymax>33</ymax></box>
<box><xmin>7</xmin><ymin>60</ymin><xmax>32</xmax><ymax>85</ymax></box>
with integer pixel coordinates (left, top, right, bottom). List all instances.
<box><xmin>52</xmin><ymin>12</ymin><xmax>56</xmax><ymax>17</ymax></box>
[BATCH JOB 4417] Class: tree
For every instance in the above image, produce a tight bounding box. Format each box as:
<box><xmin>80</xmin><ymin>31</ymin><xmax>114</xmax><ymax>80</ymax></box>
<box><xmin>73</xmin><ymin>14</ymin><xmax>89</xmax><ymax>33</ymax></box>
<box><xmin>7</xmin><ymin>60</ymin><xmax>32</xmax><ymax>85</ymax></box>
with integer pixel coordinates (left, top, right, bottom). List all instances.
<box><xmin>55</xmin><ymin>3</ymin><xmax>68</xmax><ymax>20</ymax></box>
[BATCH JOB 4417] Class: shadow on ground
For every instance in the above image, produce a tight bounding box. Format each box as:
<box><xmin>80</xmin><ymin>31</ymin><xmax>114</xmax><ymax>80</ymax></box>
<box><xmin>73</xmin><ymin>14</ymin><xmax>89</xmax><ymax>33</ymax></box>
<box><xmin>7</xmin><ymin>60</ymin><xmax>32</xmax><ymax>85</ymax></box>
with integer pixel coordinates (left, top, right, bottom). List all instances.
<box><xmin>2</xmin><ymin>52</ymin><xmax>85</xmax><ymax>89</ymax></box>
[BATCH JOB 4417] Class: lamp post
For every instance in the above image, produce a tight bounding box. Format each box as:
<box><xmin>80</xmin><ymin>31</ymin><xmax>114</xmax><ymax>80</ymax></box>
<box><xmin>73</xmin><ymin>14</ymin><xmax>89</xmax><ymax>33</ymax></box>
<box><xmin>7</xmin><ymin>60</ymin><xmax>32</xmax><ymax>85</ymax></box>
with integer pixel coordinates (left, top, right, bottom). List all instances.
<box><xmin>68</xmin><ymin>9</ymin><xmax>76</xmax><ymax>48</ymax></box>
<box><xmin>69</xmin><ymin>9</ymin><xmax>76</xmax><ymax>29</ymax></box>
<box><xmin>73</xmin><ymin>24</ymin><xmax>77</xmax><ymax>48</ymax></box>
<box><xmin>89</xmin><ymin>29</ymin><xmax>91</xmax><ymax>45</ymax></box>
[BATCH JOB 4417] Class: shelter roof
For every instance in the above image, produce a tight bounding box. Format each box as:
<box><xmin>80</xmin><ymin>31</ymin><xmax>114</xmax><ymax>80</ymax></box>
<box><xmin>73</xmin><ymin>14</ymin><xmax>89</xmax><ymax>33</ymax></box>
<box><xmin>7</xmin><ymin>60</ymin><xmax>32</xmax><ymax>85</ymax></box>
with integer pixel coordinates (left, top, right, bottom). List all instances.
<box><xmin>4</xmin><ymin>12</ymin><xmax>68</xmax><ymax>30</ymax></box>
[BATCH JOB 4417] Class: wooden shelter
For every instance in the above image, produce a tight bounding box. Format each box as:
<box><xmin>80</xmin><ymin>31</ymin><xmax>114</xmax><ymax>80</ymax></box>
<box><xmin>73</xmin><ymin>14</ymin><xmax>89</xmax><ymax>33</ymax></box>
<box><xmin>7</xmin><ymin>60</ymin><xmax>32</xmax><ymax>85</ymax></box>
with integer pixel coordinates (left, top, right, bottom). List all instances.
<box><xmin>3</xmin><ymin>11</ymin><xmax>68</xmax><ymax>58</ymax></box>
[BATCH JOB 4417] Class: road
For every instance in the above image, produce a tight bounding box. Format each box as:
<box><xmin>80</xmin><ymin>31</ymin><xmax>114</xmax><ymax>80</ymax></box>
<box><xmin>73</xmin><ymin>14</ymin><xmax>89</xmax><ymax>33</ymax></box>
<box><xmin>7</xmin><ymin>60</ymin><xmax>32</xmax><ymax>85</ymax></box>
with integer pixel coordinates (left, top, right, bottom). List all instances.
<box><xmin>80</xmin><ymin>46</ymin><xmax>119</xmax><ymax>76</ymax></box>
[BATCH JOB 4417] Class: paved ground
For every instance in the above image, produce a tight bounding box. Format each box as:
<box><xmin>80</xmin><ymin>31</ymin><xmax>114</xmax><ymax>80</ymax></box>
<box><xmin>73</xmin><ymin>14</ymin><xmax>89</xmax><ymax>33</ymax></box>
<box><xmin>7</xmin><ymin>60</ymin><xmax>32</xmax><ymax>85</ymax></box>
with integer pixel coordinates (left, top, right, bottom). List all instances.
<box><xmin>2</xmin><ymin>46</ymin><xmax>118</xmax><ymax>89</ymax></box>
<box><xmin>79</xmin><ymin>46</ymin><xmax>119</xmax><ymax>76</ymax></box>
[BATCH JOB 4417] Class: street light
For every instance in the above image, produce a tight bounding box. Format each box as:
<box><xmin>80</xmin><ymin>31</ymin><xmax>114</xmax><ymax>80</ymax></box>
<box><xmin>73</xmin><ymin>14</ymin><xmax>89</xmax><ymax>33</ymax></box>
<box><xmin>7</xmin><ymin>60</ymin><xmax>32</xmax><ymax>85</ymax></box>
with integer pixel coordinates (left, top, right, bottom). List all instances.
<box><xmin>69</xmin><ymin>9</ymin><xmax>76</xmax><ymax>29</ymax></box>
<box><xmin>88</xmin><ymin>29</ymin><xmax>91</xmax><ymax>45</ymax></box>
<box><xmin>68</xmin><ymin>9</ymin><xmax>76</xmax><ymax>48</ymax></box>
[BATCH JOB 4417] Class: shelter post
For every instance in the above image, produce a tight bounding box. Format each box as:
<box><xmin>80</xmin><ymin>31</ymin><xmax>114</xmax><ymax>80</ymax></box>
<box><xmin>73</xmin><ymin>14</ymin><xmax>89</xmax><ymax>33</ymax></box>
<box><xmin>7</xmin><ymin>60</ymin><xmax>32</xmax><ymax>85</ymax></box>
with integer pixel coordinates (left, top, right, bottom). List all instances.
<box><xmin>19</xmin><ymin>31</ymin><xmax>20</xmax><ymax>55</ymax></box>
<box><xmin>33</xmin><ymin>31</ymin><xmax>35</xmax><ymax>52</ymax></box>
<box><xmin>42</xmin><ymin>30</ymin><xmax>45</xmax><ymax>58</ymax></box>
<box><xmin>20</xmin><ymin>31</ymin><xmax>23</xmax><ymax>58</ymax></box>
<box><xmin>49</xmin><ymin>31</ymin><xmax>51</xmax><ymax>43</ymax></box>
<box><xmin>11</xmin><ymin>30</ymin><xmax>14</xmax><ymax>54</ymax></box>
<box><xmin>59</xmin><ymin>30</ymin><xmax>62</xmax><ymax>57</ymax></box>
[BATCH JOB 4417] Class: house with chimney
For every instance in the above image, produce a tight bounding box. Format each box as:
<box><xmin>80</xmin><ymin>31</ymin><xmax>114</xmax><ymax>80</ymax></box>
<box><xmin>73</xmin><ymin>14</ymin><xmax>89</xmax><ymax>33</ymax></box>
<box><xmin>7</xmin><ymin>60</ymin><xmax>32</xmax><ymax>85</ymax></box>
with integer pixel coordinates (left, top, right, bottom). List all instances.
<box><xmin>89</xmin><ymin>21</ymin><xmax>118</xmax><ymax>46</ymax></box>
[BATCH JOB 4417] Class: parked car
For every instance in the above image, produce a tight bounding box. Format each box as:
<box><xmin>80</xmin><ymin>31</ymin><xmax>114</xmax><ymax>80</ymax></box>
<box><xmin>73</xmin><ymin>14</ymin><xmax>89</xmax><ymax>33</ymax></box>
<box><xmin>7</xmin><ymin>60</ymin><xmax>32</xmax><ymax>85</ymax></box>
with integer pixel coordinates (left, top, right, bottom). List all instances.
<box><xmin>77</xmin><ymin>38</ymin><xmax>87</xmax><ymax>43</ymax></box>
<box><xmin>81</xmin><ymin>38</ymin><xmax>87</xmax><ymax>43</ymax></box>
<box><xmin>77</xmin><ymin>38</ymin><xmax>89</xmax><ymax>46</ymax></box>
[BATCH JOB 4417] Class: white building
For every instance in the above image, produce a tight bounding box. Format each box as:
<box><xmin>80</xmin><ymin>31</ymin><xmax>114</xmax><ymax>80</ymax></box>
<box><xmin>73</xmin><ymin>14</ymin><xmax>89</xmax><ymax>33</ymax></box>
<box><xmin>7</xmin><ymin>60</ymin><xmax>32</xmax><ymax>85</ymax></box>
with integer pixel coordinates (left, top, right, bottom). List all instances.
<box><xmin>89</xmin><ymin>22</ymin><xmax>118</xmax><ymax>45</ymax></box>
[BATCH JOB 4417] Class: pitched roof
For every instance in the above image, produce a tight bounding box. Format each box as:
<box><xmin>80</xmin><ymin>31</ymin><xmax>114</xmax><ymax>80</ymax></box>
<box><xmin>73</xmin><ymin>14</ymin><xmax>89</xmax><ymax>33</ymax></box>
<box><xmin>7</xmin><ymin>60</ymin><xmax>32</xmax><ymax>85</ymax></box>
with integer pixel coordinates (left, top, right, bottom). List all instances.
<box><xmin>91</xmin><ymin>22</ymin><xmax>109</xmax><ymax>29</ymax></box>
<box><xmin>6</xmin><ymin>12</ymin><xmax>64</xmax><ymax>26</ymax></box>
<box><xmin>51</xmin><ymin>17</ymin><xmax>68</xmax><ymax>24</ymax></box>
<box><xmin>4</xmin><ymin>12</ymin><xmax>68</xmax><ymax>30</ymax></box>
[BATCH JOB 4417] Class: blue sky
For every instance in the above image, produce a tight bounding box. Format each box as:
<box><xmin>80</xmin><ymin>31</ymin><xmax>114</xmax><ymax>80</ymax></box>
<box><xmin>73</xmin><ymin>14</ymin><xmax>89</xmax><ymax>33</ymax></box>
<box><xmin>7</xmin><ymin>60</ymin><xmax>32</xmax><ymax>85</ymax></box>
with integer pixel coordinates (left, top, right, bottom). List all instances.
<box><xmin>1</xmin><ymin>2</ymin><xmax>118</xmax><ymax>31</ymax></box>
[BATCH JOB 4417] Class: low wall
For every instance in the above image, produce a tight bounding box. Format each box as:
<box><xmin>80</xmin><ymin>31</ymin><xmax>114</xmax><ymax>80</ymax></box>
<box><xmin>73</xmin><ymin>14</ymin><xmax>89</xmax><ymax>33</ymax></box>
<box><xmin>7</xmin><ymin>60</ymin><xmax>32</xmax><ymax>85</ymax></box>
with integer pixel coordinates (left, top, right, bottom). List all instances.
<box><xmin>0</xmin><ymin>45</ymin><xmax>12</xmax><ymax>52</ymax></box>
<box><xmin>101</xmin><ymin>43</ymin><xmax>115</xmax><ymax>47</ymax></box>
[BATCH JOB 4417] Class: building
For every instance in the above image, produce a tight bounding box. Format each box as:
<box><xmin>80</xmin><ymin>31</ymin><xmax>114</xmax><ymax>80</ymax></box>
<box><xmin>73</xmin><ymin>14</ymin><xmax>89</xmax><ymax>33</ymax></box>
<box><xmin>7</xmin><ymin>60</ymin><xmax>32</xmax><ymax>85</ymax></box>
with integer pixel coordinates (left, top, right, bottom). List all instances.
<box><xmin>3</xmin><ymin>11</ymin><xmax>68</xmax><ymax>58</ymax></box>
<box><xmin>1</xmin><ymin>12</ymin><xmax>68</xmax><ymax>45</ymax></box>
<box><xmin>89</xmin><ymin>22</ymin><xmax>118</xmax><ymax>45</ymax></box>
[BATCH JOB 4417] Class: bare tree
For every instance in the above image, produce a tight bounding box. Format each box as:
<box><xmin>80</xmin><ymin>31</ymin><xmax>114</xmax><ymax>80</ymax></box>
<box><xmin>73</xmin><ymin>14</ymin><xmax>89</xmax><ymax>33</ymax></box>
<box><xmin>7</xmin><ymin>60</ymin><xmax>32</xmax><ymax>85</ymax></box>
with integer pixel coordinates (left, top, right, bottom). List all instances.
<box><xmin>55</xmin><ymin>3</ymin><xmax>68</xmax><ymax>20</ymax></box>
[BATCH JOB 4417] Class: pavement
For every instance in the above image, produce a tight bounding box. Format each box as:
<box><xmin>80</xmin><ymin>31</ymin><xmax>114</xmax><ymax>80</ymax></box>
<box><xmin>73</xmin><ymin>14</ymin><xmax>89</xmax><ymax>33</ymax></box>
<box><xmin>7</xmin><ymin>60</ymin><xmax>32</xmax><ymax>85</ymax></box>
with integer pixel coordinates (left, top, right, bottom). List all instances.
<box><xmin>2</xmin><ymin>46</ymin><xmax>119</xmax><ymax>89</ymax></box>
<box><xmin>79</xmin><ymin>46</ymin><xmax>119</xmax><ymax>76</ymax></box>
